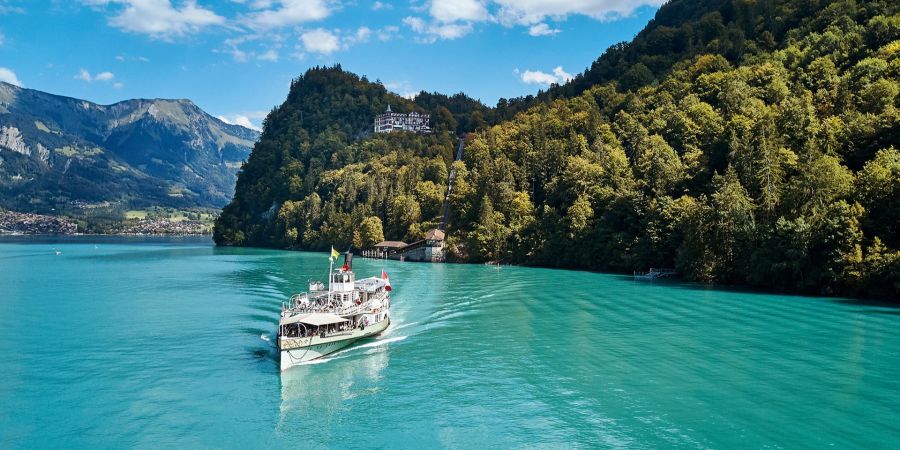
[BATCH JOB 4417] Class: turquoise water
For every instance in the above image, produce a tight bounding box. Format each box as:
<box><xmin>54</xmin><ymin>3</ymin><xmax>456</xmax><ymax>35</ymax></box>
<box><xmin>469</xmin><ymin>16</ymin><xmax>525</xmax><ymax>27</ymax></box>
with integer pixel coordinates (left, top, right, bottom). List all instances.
<box><xmin>1</xmin><ymin>237</ymin><xmax>898</xmax><ymax>448</ymax></box>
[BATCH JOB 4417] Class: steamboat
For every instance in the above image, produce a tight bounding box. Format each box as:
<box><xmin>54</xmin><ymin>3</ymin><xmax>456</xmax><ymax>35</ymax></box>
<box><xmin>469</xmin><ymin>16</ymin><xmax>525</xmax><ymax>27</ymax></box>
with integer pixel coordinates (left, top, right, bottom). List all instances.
<box><xmin>277</xmin><ymin>251</ymin><xmax>392</xmax><ymax>371</ymax></box>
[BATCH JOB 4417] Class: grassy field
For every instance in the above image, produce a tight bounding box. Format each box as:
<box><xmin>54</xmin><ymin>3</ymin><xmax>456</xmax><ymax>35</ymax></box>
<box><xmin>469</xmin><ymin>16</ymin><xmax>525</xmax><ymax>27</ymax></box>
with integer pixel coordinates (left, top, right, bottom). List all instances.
<box><xmin>125</xmin><ymin>210</ymin><xmax>148</xmax><ymax>219</ymax></box>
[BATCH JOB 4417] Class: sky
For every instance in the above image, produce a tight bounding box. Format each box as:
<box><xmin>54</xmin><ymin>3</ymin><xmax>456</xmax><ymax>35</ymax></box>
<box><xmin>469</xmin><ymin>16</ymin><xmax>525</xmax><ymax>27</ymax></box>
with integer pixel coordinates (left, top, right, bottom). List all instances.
<box><xmin>0</xmin><ymin>0</ymin><xmax>663</xmax><ymax>130</ymax></box>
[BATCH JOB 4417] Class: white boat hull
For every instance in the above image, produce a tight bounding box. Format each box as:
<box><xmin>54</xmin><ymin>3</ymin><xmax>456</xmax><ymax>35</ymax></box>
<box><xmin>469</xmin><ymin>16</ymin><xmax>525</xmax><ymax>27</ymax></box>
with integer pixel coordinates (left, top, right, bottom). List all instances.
<box><xmin>279</xmin><ymin>317</ymin><xmax>390</xmax><ymax>371</ymax></box>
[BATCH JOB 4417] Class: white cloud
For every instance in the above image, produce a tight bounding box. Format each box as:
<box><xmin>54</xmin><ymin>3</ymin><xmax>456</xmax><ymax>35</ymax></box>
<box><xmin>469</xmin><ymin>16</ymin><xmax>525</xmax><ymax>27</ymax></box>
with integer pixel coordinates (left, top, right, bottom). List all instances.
<box><xmin>94</xmin><ymin>71</ymin><xmax>115</xmax><ymax>81</ymax></box>
<box><xmin>355</xmin><ymin>27</ymin><xmax>371</xmax><ymax>42</ymax></box>
<box><xmin>431</xmin><ymin>22</ymin><xmax>472</xmax><ymax>39</ymax></box>
<box><xmin>222</xmin><ymin>34</ymin><xmax>259</xmax><ymax>62</ymax></box>
<box><xmin>292</xmin><ymin>26</ymin><xmax>371</xmax><ymax>57</ymax></box>
<box><xmin>113</xmin><ymin>82</ymin><xmax>125</xmax><ymax>89</ymax></box>
<box><xmin>76</xmin><ymin>69</ymin><xmax>93</xmax><ymax>82</ymax></box>
<box><xmin>429</xmin><ymin>0</ymin><xmax>488</xmax><ymax>23</ymax></box>
<box><xmin>0</xmin><ymin>67</ymin><xmax>22</xmax><ymax>86</ymax></box>
<box><xmin>528</xmin><ymin>22</ymin><xmax>559</xmax><ymax>36</ymax></box>
<box><xmin>116</xmin><ymin>54</ymin><xmax>151</xmax><ymax>62</ymax></box>
<box><xmin>519</xmin><ymin>66</ymin><xmax>572</xmax><ymax>85</ymax></box>
<box><xmin>494</xmin><ymin>0</ymin><xmax>664</xmax><ymax>26</ymax></box>
<box><xmin>403</xmin><ymin>16</ymin><xmax>473</xmax><ymax>42</ymax></box>
<box><xmin>83</xmin><ymin>0</ymin><xmax>225</xmax><ymax>39</ymax></box>
<box><xmin>217</xmin><ymin>111</ymin><xmax>267</xmax><ymax>131</ymax></box>
<box><xmin>403</xmin><ymin>0</ymin><xmax>487</xmax><ymax>42</ymax></box>
<box><xmin>344</xmin><ymin>26</ymin><xmax>371</xmax><ymax>46</ymax></box>
<box><xmin>385</xmin><ymin>81</ymin><xmax>418</xmax><ymax>99</ymax></box>
<box><xmin>376</xmin><ymin>25</ymin><xmax>400</xmax><ymax>41</ymax></box>
<box><xmin>218</xmin><ymin>115</ymin><xmax>259</xmax><ymax>130</ymax></box>
<box><xmin>403</xmin><ymin>16</ymin><xmax>426</xmax><ymax>32</ymax></box>
<box><xmin>300</xmin><ymin>28</ymin><xmax>340</xmax><ymax>54</ymax></box>
<box><xmin>229</xmin><ymin>48</ymin><xmax>249</xmax><ymax>62</ymax></box>
<box><xmin>372</xmin><ymin>1</ymin><xmax>391</xmax><ymax>10</ymax></box>
<box><xmin>0</xmin><ymin>32</ymin><xmax>5</xmax><ymax>46</ymax></box>
<box><xmin>243</xmin><ymin>0</ymin><xmax>331</xmax><ymax>29</ymax></box>
<box><xmin>75</xmin><ymin>69</ymin><xmax>117</xmax><ymax>83</ymax></box>
<box><xmin>404</xmin><ymin>0</ymin><xmax>660</xmax><ymax>42</ymax></box>
<box><xmin>0</xmin><ymin>3</ymin><xmax>24</xmax><ymax>14</ymax></box>
<box><xmin>258</xmin><ymin>49</ymin><xmax>279</xmax><ymax>61</ymax></box>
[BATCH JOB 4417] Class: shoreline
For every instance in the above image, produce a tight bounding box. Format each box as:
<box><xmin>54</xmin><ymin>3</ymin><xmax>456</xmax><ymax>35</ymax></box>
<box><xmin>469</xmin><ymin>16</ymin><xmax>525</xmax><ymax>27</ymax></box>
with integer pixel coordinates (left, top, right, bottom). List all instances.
<box><xmin>6</xmin><ymin>234</ymin><xmax>894</xmax><ymax>303</ymax></box>
<box><xmin>214</xmin><ymin>242</ymin><xmax>900</xmax><ymax>304</ymax></box>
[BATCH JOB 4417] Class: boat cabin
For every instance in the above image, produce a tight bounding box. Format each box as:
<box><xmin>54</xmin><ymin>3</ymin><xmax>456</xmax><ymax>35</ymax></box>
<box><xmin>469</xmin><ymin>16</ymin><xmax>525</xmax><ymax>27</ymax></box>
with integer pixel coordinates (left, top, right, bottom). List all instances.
<box><xmin>279</xmin><ymin>312</ymin><xmax>353</xmax><ymax>338</ymax></box>
<box><xmin>331</xmin><ymin>270</ymin><xmax>355</xmax><ymax>292</ymax></box>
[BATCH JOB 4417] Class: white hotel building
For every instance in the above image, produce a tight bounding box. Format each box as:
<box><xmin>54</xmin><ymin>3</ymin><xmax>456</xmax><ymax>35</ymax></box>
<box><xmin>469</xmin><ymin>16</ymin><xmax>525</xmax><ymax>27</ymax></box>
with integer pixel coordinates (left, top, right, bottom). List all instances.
<box><xmin>374</xmin><ymin>105</ymin><xmax>431</xmax><ymax>133</ymax></box>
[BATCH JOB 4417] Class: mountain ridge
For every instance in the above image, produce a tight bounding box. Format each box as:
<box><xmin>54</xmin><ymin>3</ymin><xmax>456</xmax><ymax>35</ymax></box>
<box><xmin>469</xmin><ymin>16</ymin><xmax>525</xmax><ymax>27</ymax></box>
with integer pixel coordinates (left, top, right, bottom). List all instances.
<box><xmin>0</xmin><ymin>82</ymin><xmax>259</xmax><ymax>212</ymax></box>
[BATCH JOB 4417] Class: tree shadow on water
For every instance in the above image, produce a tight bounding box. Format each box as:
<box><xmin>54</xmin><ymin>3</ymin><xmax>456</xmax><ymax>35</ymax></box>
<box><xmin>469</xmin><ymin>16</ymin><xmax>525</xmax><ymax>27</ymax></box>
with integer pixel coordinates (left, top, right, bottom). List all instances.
<box><xmin>832</xmin><ymin>296</ymin><xmax>900</xmax><ymax>310</ymax></box>
<box><xmin>610</xmin><ymin>273</ymin><xmax>900</xmax><ymax>307</ymax></box>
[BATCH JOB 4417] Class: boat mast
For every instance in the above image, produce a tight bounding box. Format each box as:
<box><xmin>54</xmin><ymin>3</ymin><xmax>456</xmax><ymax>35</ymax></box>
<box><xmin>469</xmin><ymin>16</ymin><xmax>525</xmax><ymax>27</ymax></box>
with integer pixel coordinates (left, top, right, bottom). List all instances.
<box><xmin>328</xmin><ymin>254</ymin><xmax>333</xmax><ymax>302</ymax></box>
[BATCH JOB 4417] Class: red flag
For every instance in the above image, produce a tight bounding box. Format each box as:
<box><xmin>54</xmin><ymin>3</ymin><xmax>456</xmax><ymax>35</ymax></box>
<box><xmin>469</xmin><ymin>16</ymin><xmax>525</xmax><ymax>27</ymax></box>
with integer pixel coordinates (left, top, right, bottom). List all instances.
<box><xmin>381</xmin><ymin>270</ymin><xmax>392</xmax><ymax>291</ymax></box>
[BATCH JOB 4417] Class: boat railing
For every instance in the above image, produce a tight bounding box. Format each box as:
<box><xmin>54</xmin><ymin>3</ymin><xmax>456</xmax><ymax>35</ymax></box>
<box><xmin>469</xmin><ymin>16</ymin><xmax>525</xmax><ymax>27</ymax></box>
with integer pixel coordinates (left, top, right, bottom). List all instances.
<box><xmin>284</xmin><ymin>297</ymin><xmax>390</xmax><ymax>317</ymax></box>
<box><xmin>289</xmin><ymin>293</ymin><xmax>310</xmax><ymax>308</ymax></box>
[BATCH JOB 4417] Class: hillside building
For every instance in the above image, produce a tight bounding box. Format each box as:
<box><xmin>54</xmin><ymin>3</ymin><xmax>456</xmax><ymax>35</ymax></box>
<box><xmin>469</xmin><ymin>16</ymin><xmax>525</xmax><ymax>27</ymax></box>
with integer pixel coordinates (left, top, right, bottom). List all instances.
<box><xmin>374</xmin><ymin>105</ymin><xmax>431</xmax><ymax>134</ymax></box>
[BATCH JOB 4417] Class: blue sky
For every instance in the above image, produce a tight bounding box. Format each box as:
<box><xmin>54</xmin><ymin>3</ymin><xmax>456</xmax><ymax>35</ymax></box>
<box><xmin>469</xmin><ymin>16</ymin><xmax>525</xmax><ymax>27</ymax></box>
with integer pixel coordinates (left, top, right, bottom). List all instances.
<box><xmin>0</xmin><ymin>0</ymin><xmax>662</xmax><ymax>130</ymax></box>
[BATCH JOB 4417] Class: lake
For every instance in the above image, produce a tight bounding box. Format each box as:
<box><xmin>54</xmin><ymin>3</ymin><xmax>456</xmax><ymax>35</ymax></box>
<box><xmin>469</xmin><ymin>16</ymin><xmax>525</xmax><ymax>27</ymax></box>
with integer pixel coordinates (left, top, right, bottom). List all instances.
<box><xmin>1</xmin><ymin>237</ymin><xmax>898</xmax><ymax>448</ymax></box>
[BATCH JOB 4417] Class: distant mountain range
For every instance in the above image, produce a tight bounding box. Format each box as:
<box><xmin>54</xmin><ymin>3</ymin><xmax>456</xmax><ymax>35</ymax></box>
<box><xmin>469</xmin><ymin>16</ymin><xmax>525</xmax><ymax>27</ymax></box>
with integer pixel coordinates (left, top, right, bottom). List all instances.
<box><xmin>0</xmin><ymin>82</ymin><xmax>259</xmax><ymax>212</ymax></box>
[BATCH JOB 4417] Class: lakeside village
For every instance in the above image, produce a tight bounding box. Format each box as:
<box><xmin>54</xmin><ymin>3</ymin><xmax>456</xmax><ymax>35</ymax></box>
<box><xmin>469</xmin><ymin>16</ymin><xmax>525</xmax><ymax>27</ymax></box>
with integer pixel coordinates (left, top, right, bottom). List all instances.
<box><xmin>0</xmin><ymin>209</ymin><xmax>211</xmax><ymax>236</ymax></box>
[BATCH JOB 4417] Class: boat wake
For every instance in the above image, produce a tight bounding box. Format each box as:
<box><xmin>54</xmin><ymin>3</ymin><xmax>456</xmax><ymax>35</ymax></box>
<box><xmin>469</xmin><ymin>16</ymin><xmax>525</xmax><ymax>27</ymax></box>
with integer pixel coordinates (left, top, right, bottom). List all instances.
<box><xmin>292</xmin><ymin>335</ymin><xmax>409</xmax><ymax>366</ymax></box>
<box><xmin>354</xmin><ymin>335</ymin><xmax>407</xmax><ymax>350</ymax></box>
<box><xmin>386</xmin><ymin>321</ymin><xmax>418</xmax><ymax>334</ymax></box>
<box><xmin>292</xmin><ymin>358</ymin><xmax>333</xmax><ymax>366</ymax></box>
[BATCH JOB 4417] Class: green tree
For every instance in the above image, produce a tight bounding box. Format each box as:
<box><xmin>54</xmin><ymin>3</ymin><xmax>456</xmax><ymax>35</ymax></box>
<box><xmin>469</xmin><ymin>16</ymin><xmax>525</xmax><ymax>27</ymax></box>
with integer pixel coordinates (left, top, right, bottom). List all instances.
<box><xmin>355</xmin><ymin>216</ymin><xmax>385</xmax><ymax>249</ymax></box>
<box><xmin>855</xmin><ymin>147</ymin><xmax>900</xmax><ymax>247</ymax></box>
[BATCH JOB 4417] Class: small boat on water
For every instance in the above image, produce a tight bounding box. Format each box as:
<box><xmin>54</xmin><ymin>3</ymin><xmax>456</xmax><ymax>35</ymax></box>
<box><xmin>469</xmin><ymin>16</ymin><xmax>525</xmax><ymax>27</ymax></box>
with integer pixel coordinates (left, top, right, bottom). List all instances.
<box><xmin>277</xmin><ymin>251</ymin><xmax>392</xmax><ymax>371</ymax></box>
<box><xmin>633</xmin><ymin>268</ymin><xmax>676</xmax><ymax>281</ymax></box>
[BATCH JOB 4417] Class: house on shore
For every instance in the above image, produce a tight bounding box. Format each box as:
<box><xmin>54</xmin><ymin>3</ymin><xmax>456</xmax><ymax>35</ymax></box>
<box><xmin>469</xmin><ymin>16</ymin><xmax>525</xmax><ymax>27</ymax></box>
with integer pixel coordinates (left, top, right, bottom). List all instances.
<box><xmin>365</xmin><ymin>229</ymin><xmax>446</xmax><ymax>263</ymax></box>
<box><xmin>368</xmin><ymin>240</ymin><xmax>407</xmax><ymax>258</ymax></box>
<box><xmin>395</xmin><ymin>229</ymin><xmax>445</xmax><ymax>262</ymax></box>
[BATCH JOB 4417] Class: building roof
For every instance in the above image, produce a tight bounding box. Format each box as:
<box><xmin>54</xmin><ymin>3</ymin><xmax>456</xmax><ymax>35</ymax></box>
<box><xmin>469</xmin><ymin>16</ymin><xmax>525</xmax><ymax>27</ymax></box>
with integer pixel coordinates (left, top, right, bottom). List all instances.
<box><xmin>279</xmin><ymin>312</ymin><xmax>349</xmax><ymax>327</ymax></box>
<box><xmin>279</xmin><ymin>313</ymin><xmax>310</xmax><ymax>326</ymax></box>
<box><xmin>299</xmin><ymin>313</ymin><xmax>349</xmax><ymax>326</ymax></box>
<box><xmin>374</xmin><ymin>240</ymin><xmax>407</xmax><ymax>248</ymax></box>
<box><xmin>425</xmin><ymin>229</ymin><xmax>445</xmax><ymax>241</ymax></box>
<box><xmin>386</xmin><ymin>104</ymin><xmax>392</xmax><ymax>112</ymax></box>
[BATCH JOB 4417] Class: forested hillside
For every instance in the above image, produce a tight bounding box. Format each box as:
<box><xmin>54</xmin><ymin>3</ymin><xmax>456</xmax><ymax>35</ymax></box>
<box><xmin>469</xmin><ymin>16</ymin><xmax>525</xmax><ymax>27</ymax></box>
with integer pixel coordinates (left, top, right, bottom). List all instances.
<box><xmin>499</xmin><ymin>0</ymin><xmax>898</xmax><ymax>119</ymax></box>
<box><xmin>213</xmin><ymin>67</ymin><xmax>466</xmax><ymax>249</ymax></box>
<box><xmin>216</xmin><ymin>0</ymin><xmax>900</xmax><ymax>299</ymax></box>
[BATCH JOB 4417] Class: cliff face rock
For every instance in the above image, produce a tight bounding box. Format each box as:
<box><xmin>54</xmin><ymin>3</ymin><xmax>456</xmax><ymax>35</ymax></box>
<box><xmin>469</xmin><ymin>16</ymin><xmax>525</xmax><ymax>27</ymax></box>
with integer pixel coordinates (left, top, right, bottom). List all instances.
<box><xmin>0</xmin><ymin>82</ymin><xmax>260</xmax><ymax>211</ymax></box>
<box><xmin>0</xmin><ymin>126</ymin><xmax>28</xmax><ymax>156</ymax></box>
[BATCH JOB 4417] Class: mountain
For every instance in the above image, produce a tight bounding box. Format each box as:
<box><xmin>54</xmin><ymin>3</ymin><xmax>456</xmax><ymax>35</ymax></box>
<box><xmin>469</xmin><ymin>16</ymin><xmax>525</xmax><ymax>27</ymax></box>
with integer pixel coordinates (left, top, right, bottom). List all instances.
<box><xmin>0</xmin><ymin>82</ymin><xmax>259</xmax><ymax>212</ymax></box>
<box><xmin>217</xmin><ymin>1</ymin><xmax>900</xmax><ymax>299</ymax></box>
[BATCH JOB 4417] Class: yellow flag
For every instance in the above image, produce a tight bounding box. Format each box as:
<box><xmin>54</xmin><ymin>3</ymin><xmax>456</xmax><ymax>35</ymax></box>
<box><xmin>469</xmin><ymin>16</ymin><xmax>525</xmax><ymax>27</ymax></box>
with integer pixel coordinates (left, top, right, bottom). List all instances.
<box><xmin>330</xmin><ymin>247</ymin><xmax>340</xmax><ymax>261</ymax></box>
